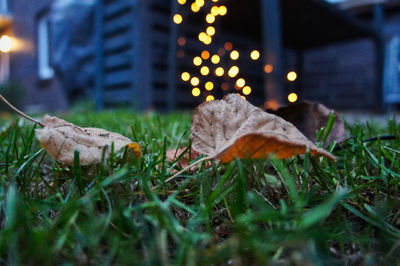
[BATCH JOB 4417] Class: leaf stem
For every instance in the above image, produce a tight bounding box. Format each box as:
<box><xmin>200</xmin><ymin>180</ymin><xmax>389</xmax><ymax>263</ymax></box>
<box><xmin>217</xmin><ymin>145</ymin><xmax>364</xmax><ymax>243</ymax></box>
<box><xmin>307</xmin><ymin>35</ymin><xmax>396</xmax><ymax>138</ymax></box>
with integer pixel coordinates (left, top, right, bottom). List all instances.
<box><xmin>0</xmin><ymin>94</ymin><xmax>44</xmax><ymax>127</ymax></box>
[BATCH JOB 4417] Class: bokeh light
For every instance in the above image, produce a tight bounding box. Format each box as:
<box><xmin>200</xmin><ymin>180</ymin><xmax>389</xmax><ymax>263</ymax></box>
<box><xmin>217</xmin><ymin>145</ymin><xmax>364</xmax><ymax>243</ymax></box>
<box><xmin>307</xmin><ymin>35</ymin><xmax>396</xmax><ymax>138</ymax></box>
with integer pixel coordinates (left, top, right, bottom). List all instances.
<box><xmin>288</xmin><ymin>92</ymin><xmax>298</xmax><ymax>103</ymax></box>
<box><xmin>250</xmin><ymin>50</ymin><xmax>260</xmax><ymax>60</ymax></box>
<box><xmin>215</xmin><ymin>67</ymin><xmax>224</xmax><ymax>77</ymax></box>
<box><xmin>201</xmin><ymin>50</ymin><xmax>210</xmax><ymax>60</ymax></box>
<box><xmin>206</xmin><ymin>26</ymin><xmax>216</xmax><ymax>36</ymax></box>
<box><xmin>242</xmin><ymin>86</ymin><xmax>252</xmax><ymax>95</ymax></box>
<box><xmin>191</xmin><ymin>2</ymin><xmax>200</xmax><ymax>12</ymax></box>
<box><xmin>228</xmin><ymin>66</ymin><xmax>239</xmax><ymax>78</ymax></box>
<box><xmin>218</xmin><ymin>6</ymin><xmax>227</xmax><ymax>16</ymax></box>
<box><xmin>230</xmin><ymin>50</ymin><xmax>239</xmax><ymax>60</ymax></box>
<box><xmin>177</xmin><ymin>37</ymin><xmax>186</xmax><ymax>46</ymax></box>
<box><xmin>193</xmin><ymin>56</ymin><xmax>202</xmax><ymax>66</ymax></box>
<box><xmin>206</xmin><ymin>14</ymin><xmax>216</xmax><ymax>24</ymax></box>
<box><xmin>287</xmin><ymin>71</ymin><xmax>297</xmax><ymax>82</ymax></box>
<box><xmin>224</xmin><ymin>42</ymin><xmax>233</xmax><ymax>51</ymax></box>
<box><xmin>178</xmin><ymin>0</ymin><xmax>186</xmax><ymax>5</ymax></box>
<box><xmin>200</xmin><ymin>66</ymin><xmax>210</xmax><ymax>76</ymax></box>
<box><xmin>236</xmin><ymin>78</ymin><xmax>245</xmax><ymax>88</ymax></box>
<box><xmin>264</xmin><ymin>64</ymin><xmax>274</xmax><ymax>74</ymax></box>
<box><xmin>173</xmin><ymin>14</ymin><xmax>183</xmax><ymax>24</ymax></box>
<box><xmin>191</xmin><ymin>77</ymin><xmax>200</xmax><ymax>86</ymax></box>
<box><xmin>211</xmin><ymin>6</ymin><xmax>219</xmax><ymax>16</ymax></box>
<box><xmin>192</xmin><ymin>87</ymin><xmax>201</xmax><ymax>97</ymax></box>
<box><xmin>181</xmin><ymin>72</ymin><xmax>190</xmax><ymax>81</ymax></box>
<box><xmin>206</xmin><ymin>95</ymin><xmax>215</xmax><ymax>101</ymax></box>
<box><xmin>211</xmin><ymin>55</ymin><xmax>220</xmax><ymax>64</ymax></box>
<box><xmin>205</xmin><ymin>81</ymin><xmax>214</xmax><ymax>91</ymax></box>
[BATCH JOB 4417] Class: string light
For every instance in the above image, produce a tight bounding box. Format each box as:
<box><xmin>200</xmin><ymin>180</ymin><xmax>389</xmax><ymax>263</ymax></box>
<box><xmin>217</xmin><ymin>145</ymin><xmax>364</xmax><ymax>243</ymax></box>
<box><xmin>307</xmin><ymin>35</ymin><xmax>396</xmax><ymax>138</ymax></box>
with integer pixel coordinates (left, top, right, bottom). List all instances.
<box><xmin>224</xmin><ymin>42</ymin><xmax>233</xmax><ymax>51</ymax></box>
<box><xmin>206</xmin><ymin>95</ymin><xmax>215</xmax><ymax>101</ymax></box>
<box><xmin>287</xmin><ymin>71</ymin><xmax>297</xmax><ymax>82</ymax></box>
<box><xmin>203</xmin><ymin>35</ymin><xmax>212</xmax><ymax>45</ymax></box>
<box><xmin>206</xmin><ymin>14</ymin><xmax>216</xmax><ymax>24</ymax></box>
<box><xmin>193</xmin><ymin>56</ymin><xmax>202</xmax><ymax>66</ymax></box>
<box><xmin>236</xmin><ymin>78</ymin><xmax>245</xmax><ymax>88</ymax></box>
<box><xmin>198</xmin><ymin>32</ymin><xmax>207</xmax><ymax>42</ymax></box>
<box><xmin>218</xmin><ymin>6</ymin><xmax>227</xmax><ymax>16</ymax></box>
<box><xmin>178</xmin><ymin>0</ymin><xmax>186</xmax><ymax>5</ymax></box>
<box><xmin>181</xmin><ymin>72</ymin><xmax>190</xmax><ymax>81</ymax></box>
<box><xmin>191</xmin><ymin>2</ymin><xmax>200</xmax><ymax>12</ymax></box>
<box><xmin>264</xmin><ymin>64</ymin><xmax>274</xmax><ymax>74</ymax></box>
<box><xmin>205</xmin><ymin>81</ymin><xmax>214</xmax><ymax>91</ymax></box>
<box><xmin>242</xmin><ymin>86</ymin><xmax>252</xmax><ymax>95</ymax></box>
<box><xmin>200</xmin><ymin>66</ymin><xmax>210</xmax><ymax>76</ymax></box>
<box><xmin>241</xmin><ymin>95</ymin><xmax>246</xmax><ymax>100</ymax></box>
<box><xmin>201</xmin><ymin>50</ymin><xmax>210</xmax><ymax>60</ymax></box>
<box><xmin>221</xmin><ymin>82</ymin><xmax>229</xmax><ymax>91</ymax></box>
<box><xmin>211</xmin><ymin>6</ymin><xmax>219</xmax><ymax>16</ymax></box>
<box><xmin>195</xmin><ymin>0</ymin><xmax>204</xmax><ymax>7</ymax></box>
<box><xmin>228</xmin><ymin>66</ymin><xmax>239</xmax><ymax>78</ymax></box>
<box><xmin>288</xmin><ymin>93</ymin><xmax>298</xmax><ymax>103</ymax></box>
<box><xmin>206</xmin><ymin>26</ymin><xmax>216</xmax><ymax>36</ymax></box>
<box><xmin>191</xmin><ymin>77</ymin><xmax>200</xmax><ymax>86</ymax></box>
<box><xmin>192</xmin><ymin>88</ymin><xmax>201</xmax><ymax>97</ymax></box>
<box><xmin>177</xmin><ymin>37</ymin><xmax>186</xmax><ymax>46</ymax></box>
<box><xmin>215</xmin><ymin>67</ymin><xmax>224</xmax><ymax>77</ymax></box>
<box><xmin>250</xmin><ymin>50</ymin><xmax>260</xmax><ymax>60</ymax></box>
<box><xmin>211</xmin><ymin>55</ymin><xmax>220</xmax><ymax>64</ymax></box>
<box><xmin>173</xmin><ymin>14</ymin><xmax>183</xmax><ymax>24</ymax></box>
<box><xmin>230</xmin><ymin>50</ymin><xmax>239</xmax><ymax>60</ymax></box>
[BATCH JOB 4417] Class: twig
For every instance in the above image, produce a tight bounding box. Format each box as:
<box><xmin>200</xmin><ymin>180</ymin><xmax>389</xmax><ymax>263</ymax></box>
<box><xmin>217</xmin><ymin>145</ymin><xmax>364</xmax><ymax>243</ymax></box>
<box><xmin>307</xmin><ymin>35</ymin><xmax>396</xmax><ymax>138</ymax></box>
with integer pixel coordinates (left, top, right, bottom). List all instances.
<box><xmin>0</xmin><ymin>94</ymin><xmax>44</xmax><ymax>127</ymax></box>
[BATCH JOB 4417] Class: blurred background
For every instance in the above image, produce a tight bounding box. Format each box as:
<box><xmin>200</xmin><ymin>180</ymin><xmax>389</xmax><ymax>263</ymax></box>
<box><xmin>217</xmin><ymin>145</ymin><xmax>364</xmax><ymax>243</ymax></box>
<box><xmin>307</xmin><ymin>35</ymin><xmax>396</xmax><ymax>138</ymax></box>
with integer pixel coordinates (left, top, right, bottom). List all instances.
<box><xmin>0</xmin><ymin>0</ymin><xmax>399</xmax><ymax>112</ymax></box>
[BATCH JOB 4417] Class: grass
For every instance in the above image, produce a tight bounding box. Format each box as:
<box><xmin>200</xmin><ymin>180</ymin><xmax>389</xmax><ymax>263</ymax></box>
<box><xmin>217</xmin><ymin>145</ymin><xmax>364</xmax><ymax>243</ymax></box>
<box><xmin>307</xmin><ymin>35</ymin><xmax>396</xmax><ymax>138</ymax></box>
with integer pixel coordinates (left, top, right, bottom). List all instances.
<box><xmin>0</xmin><ymin>109</ymin><xmax>400</xmax><ymax>265</ymax></box>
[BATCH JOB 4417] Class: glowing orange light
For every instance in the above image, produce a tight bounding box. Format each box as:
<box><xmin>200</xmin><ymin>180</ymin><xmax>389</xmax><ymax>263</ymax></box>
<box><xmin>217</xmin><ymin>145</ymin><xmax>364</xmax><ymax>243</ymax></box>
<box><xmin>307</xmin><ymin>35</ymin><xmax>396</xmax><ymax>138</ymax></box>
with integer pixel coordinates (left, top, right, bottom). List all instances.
<box><xmin>236</xmin><ymin>78</ymin><xmax>245</xmax><ymax>88</ymax></box>
<box><xmin>206</xmin><ymin>26</ymin><xmax>216</xmax><ymax>36</ymax></box>
<box><xmin>177</xmin><ymin>50</ymin><xmax>185</xmax><ymax>58</ymax></box>
<box><xmin>230</xmin><ymin>50</ymin><xmax>239</xmax><ymax>60</ymax></box>
<box><xmin>215</xmin><ymin>67</ymin><xmax>224</xmax><ymax>77</ymax></box>
<box><xmin>211</xmin><ymin>6</ymin><xmax>219</xmax><ymax>16</ymax></box>
<box><xmin>191</xmin><ymin>77</ymin><xmax>200</xmax><ymax>86</ymax></box>
<box><xmin>264</xmin><ymin>100</ymin><xmax>279</xmax><ymax>110</ymax></box>
<box><xmin>250</xmin><ymin>50</ymin><xmax>260</xmax><ymax>60</ymax></box>
<box><xmin>206</xmin><ymin>14</ymin><xmax>216</xmax><ymax>24</ymax></box>
<box><xmin>192</xmin><ymin>88</ymin><xmax>201</xmax><ymax>97</ymax></box>
<box><xmin>221</xmin><ymin>82</ymin><xmax>229</xmax><ymax>91</ymax></box>
<box><xmin>191</xmin><ymin>2</ymin><xmax>200</xmax><ymax>12</ymax></box>
<box><xmin>201</xmin><ymin>50</ymin><xmax>210</xmax><ymax>60</ymax></box>
<box><xmin>264</xmin><ymin>64</ymin><xmax>274</xmax><ymax>74</ymax></box>
<box><xmin>173</xmin><ymin>14</ymin><xmax>183</xmax><ymax>24</ymax></box>
<box><xmin>205</xmin><ymin>81</ymin><xmax>214</xmax><ymax>91</ymax></box>
<box><xmin>177</xmin><ymin>37</ymin><xmax>186</xmax><ymax>46</ymax></box>
<box><xmin>288</xmin><ymin>93</ymin><xmax>298</xmax><ymax>103</ymax></box>
<box><xmin>228</xmin><ymin>66</ymin><xmax>239</xmax><ymax>78</ymax></box>
<box><xmin>242</xmin><ymin>86</ymin><xmax>252</xmax><ymax>95</ymax></box>
<box><xmin>200</xmin><ymin>66</ymin><xmax>210</xmax><ymax>76</ymax></box>
<box><xmin>193</xmin><ymin>56</ymin><xmax>202</xmax><ymax>66</ymax></box>
<box><xmin>178</xmin><ymin>0</ymin><xmax>186</xmax><ymax>5</ymax></box>
<box><xmin>211</xmin><ymin>55</ymin><xmax>220</xmax><ymax>64</ymax></box>
<box><xmin>287</xmin><ymin>71</ymin><xmax>297</xmax><ymax>82</ymax></box>
<box><xmin>206</xmin><ymin>95</ymin><xmax>215</xmax><ymax>101</ymax></box>
<box><xmin>224</xmin><ymin>42</ymin><xmax>233</xmax><ymax>51</ymax></box>
<box><xmin>181</xmin><ymin>72</ymin><xmax>190</xmax><ymax>81</ymax></box>
<box><xmin>218</xmin><ymin>5</ymin><xmax>227</xmax><ymax>16</ymax></box>
<box><xmin>241</xmin><ymin>95</ymin><xmax>246</xmax><ymax>100</ymax></box>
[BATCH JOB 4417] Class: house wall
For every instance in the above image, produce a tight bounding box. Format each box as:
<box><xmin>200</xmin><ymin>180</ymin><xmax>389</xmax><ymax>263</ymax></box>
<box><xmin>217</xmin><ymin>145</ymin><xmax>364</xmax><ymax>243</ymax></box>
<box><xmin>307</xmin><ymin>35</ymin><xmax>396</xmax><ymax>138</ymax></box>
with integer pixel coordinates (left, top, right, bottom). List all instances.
<box><xmin>9</xmin><ymin>0</ymin><xmax>68</xmax><ymax>111</ymax></box>
<box><xmin>299</xmin><ymin>13</ymin><xmax>400</xmax><ymax>110</ymax></box>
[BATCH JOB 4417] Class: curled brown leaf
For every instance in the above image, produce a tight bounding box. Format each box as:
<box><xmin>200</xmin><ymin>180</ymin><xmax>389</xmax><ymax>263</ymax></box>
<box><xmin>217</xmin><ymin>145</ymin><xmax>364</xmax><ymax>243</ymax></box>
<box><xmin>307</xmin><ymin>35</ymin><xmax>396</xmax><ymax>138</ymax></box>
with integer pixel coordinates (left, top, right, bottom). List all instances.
<box><xmin>191</xmin><ymin>94</ymin><xmax>335</xmax><ymax>162</ymax></box>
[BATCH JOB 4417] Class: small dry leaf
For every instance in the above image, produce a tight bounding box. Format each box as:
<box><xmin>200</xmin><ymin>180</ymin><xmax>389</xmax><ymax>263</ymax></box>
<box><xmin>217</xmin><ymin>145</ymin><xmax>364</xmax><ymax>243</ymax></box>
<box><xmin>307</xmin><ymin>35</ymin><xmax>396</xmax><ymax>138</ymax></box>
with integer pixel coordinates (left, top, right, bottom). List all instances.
<box><xmin>166</xmin><ymin>147</ymin><xmax>205</xmax><ymax>172</ymax></box>
<box><xmin>191</xmin><ymin>94</ymin><xmax>335</xmax><ymax>162</ymax></box>
<box><xmin>36</xmin><ymin>115</ymin><xmax>137</xmax><ymax>165</ymax></box>
<box><xmin>266</xmin><ymin>101</ymin><xmax>346</xmax><ymax>146</ymax></box>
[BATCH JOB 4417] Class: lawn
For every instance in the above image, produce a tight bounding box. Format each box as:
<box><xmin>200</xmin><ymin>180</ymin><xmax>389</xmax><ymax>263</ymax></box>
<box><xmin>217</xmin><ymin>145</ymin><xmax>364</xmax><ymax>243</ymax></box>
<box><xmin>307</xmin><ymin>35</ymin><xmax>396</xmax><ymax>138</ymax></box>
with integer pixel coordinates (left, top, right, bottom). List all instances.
<box><xmin>0</xmin><ymin>109</ymin><xmax>399</xmax><ymax>265</ymax></box>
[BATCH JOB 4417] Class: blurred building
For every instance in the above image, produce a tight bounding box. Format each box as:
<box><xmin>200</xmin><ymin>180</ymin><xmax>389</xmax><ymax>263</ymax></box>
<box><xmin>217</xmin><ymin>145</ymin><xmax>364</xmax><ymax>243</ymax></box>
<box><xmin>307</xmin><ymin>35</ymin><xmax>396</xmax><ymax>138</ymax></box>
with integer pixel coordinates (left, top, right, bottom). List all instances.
<box><xmin>0</xmin><ymin>0</ymin><xmax>400</xmax><ymax>111</ymax></box>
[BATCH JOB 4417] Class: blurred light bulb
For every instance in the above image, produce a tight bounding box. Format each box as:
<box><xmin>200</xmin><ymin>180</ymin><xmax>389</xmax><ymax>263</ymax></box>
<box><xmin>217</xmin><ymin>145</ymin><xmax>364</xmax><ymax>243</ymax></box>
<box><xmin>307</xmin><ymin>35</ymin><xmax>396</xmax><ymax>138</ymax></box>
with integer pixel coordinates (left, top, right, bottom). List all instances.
<box><xmin>211</xmin><ymin>55</ymin><xmax>220</xmax><ymax>64</ymax></box>
<box><xmin>206</xmin><ymin>95</ymin><xmax>215</xmax><ymax>101</ymax></box>
<box><xmin>242</xmin><ymin>86</ymin><xmax>251</xmax><ymax>95</ymax></box>
<box><xmin>230</xmin><ymin>50</ymin><xmax>239</xmax><ymax>60</ymax></box>
<box><xmin>205</xmin><ymin>81</ymin><xmax>214</xmax><ymax>91</ymax></box>
<box><xmin>250</xmin><ymin>50</ymin><xmax>260</xmax><ymax>60</ymax></box>
<box><xmin>181</xmin><ymin>72</ymin><xmax>190</xmax><ymax>81</ymax></box>
<box><xmin>211</xmin><ymin>6</ymin><xmax>219</xmax><ymax>16</ymax></box>
<box><xmin>236</xmin><ymin>78</ymin><xmax>245</xmax><ymax>88</ymax></box>
<box><xmin>191</xmin><ymin>77</ymin><xmax>200</xmax><ymax>86</ymax></box>
<box><xmin>218</xmin><ymin>5</ymin><xmax>227</xmax><ymax>16</ymax></box>
<box><xmin>206</xmin><ymin>26</ymin><xmax>215</xmax><ymax>36</ymax></box>
<box><xmin>178</xmin><ymin>0</ymin><xmax>186</xmax><ymax>5</ymax></box>
<box><xmin>193</xmin><ymin>56</ymin><xmax>202</xmax><ymax>66</ymax></box>
<box><xmin>191</xmin><ymin>2</ymin><xmax>200</xmax><ymax>12</ymax></box>
<box><xmin>206</xmin><ymin>14</ymin><xmax>215</xmax><ymax>24</ymax></box>
<box><xmin>288</xmin><ymin>93</ymin><xmax>298</xmax><ymax>103</ymax></box>
<box><xmin>287</xmin><ymin>71</ymin><xmax>297</xmax><ymax>82</ymax></box>
<box><xmin>200</xmin><ymin>66</ymin><xmax>210</xmax><ymax>76</ymax></box>
<box><xmin>215</xmin><ymin>67</ymin><xmax>224</xmax><ymax>77</ymax></box>
<box><xmin>0</xmin><ymin>35</ymin><xmax>12</xmax><ymax>53</ymax></box>
<box><xmin>173</xmin><ymin>14</ymin><xmax>183</xmax><ymax>24</ymax></box>
<box><xmin>192</xmin><ymin>88</ymin><xmax>201</xmax><ymax>97</ymax></box>
<box><xmin>201</xmin><ymin>50</ymin><xmax>210</xmax><ymax>60</ymax></box>
<box><xmin>228</xmin><ymin>66</ymin><xmax>239</xmax><ymax>78</ymax></box>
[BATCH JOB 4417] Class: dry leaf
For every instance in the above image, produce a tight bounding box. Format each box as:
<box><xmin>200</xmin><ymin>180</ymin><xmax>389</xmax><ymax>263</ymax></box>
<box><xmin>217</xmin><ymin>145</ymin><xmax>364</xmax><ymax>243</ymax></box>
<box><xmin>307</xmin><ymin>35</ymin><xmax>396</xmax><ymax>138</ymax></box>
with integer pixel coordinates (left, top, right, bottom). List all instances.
<box><xmin>266</xmin><ymin>101</ymin><xmax>346</xmax><ymax>146</ymax></box>
<box><xmin>36</xmin><ymin>115</ymin><xmax>137</xmax><ymax>165</ymax></box>
<box><xmin>166</xmin><ymin>147</ymin><xmax>204</xmax><ymax>172</ymax></box>
<box><xmin>191</xmin><ymin>94</ymin><xmax>335</xmax><ymax>162</ymax></box>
